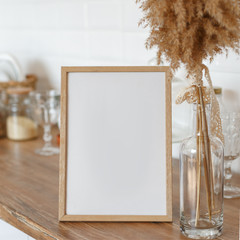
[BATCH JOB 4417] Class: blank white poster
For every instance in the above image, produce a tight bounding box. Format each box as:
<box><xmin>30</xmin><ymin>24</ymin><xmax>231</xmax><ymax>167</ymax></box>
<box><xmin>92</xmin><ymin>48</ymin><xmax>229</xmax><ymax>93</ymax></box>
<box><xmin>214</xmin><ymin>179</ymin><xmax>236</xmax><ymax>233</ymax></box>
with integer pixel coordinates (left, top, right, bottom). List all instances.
<box><xmin>66</xmin><ymin>71</ymin><xmax>166</xmax><ymax>216</ymax></box>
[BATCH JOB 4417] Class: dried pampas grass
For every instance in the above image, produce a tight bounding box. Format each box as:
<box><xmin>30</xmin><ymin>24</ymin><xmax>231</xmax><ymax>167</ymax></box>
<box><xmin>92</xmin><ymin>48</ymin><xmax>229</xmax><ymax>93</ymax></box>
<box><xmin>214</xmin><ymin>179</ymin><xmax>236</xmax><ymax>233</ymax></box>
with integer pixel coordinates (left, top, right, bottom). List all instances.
<box><xmin>137</xmin><ymin>0</ymin><xmax>240</xmax><ymax>78</ymax></box>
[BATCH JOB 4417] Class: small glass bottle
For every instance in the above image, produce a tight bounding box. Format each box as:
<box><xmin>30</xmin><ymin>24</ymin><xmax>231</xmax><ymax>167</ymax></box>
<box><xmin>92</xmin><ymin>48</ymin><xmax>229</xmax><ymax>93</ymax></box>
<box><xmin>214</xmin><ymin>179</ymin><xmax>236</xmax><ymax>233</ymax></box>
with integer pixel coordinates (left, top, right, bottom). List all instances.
<box><xmin>214</xmin><ymin>87</ymin><xmax>224</xmax><ymax>113</ymax></box>
<box><xmin>180</xmin><ymin>103</ymin><xmax>224</xmax><ymax>239</ymax></box>
<box><xmin>6</xmin><ymin>87</ymin><xmax>38</xmax><ymax>141</ymax></box>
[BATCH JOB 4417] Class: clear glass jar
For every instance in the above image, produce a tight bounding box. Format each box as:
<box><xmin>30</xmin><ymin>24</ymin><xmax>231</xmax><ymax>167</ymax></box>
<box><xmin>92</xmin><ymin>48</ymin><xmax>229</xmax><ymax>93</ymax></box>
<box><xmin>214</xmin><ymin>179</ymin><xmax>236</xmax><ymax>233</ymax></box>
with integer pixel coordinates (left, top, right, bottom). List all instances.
<box><xmin>180</xmin><ymin>103</ymin><xmax>224</xmax><ymax>239</ymax></box>
<box><xmin>6</xmin><ymin>87</ymin><xmax>38</xmax><ymax>141</ymax></box>
<box><xmin>0</xmin><ymin>89</ymin><xmax>6</xmax><ymax>137</ymax></box>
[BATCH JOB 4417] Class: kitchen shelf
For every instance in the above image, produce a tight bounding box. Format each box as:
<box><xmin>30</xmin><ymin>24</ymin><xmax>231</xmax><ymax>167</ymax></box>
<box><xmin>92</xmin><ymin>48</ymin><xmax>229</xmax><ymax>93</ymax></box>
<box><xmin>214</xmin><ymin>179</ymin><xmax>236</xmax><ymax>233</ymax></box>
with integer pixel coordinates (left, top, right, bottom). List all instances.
<box><xmin>0</xmin><ymin>137</ymin><xmax>239</xmax><ymax>240</ymax></box>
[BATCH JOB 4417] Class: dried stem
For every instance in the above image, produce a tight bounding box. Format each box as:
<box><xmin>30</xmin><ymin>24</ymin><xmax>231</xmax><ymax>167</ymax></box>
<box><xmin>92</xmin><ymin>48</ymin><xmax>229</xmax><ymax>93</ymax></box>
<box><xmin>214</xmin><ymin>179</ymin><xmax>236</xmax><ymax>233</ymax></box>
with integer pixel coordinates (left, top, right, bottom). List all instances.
<box><xmin>208</xmin><ymin>139</ymin><xmax>215</xmax><ymax>210</ymax></box>
<box><xmin>195</xmin><ymin>103</ymin><xmax>202</xmax><ymax>226</ymax></box>
<box><xmin>196</xmin><ymin>86</ymin><xmax>213</xmax><ymax>221</ymax></box>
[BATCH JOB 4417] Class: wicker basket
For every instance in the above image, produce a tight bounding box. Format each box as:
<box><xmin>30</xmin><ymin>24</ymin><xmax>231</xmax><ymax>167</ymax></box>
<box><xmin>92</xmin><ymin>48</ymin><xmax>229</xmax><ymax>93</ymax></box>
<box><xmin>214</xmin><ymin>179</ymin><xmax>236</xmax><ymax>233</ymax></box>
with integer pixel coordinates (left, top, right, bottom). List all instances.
<box><xmin>0</xmin><ymin>74</ymin><xmax>37</xmax><ymax>90</ymax></box>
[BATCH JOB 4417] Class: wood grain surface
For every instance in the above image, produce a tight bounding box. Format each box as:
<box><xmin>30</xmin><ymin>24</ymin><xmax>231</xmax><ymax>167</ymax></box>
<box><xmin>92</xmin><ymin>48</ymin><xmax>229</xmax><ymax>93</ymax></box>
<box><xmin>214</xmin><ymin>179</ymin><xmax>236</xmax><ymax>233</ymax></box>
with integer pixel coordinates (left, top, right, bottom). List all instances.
<box><xmin>0</xmin><ymin>136</ymin><xmax>239</xmax><ymax>239</ymax></box>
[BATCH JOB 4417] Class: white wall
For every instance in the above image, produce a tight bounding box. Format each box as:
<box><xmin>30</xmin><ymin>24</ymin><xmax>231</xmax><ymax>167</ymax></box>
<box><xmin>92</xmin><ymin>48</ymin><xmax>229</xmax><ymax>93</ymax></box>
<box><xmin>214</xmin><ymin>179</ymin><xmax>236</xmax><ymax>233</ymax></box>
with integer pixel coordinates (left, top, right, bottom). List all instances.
<box><xmin>0</xmin><ymin>1</ymin><xmax>239</xmax><ymax>166</ymax></box>
<box><xmin>0</xmin><ymin>0</ymin><xmax>156</xmax><ymax>90</ymax></box>
<box><xmin>0</xmin><ymin>0</ymin><xmax>239</xmax><ymax>90</ymax></box>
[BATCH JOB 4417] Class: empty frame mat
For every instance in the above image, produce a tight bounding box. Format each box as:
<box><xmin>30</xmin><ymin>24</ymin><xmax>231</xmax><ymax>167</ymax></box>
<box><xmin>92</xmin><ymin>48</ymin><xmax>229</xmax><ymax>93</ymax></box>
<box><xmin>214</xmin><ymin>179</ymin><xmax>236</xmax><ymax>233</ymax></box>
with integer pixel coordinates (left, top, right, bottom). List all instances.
<box><xmin>59</xmin><ymin>67</ymin><xmax>172</xmax><ymax>222</ymax></box>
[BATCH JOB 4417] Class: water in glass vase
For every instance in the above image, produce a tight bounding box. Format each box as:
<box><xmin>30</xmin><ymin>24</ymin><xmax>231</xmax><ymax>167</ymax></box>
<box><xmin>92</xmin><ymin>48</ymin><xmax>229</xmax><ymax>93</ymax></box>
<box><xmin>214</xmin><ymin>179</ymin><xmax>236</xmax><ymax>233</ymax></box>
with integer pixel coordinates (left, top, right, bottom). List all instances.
<box><xmin>180</xmin><ymin>103</ymin><xmax>224</xmax><ymax>239</ymax></box>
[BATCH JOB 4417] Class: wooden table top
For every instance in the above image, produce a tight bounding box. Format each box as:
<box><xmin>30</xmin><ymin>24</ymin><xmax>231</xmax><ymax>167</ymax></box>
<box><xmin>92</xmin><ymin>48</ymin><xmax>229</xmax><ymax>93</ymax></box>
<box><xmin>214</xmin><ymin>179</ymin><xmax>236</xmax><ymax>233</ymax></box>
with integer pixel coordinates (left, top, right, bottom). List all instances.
<box><xmin>0</xmin><ymin>136</ymin><xmax>239</xmax><ymax>240</ymax></box>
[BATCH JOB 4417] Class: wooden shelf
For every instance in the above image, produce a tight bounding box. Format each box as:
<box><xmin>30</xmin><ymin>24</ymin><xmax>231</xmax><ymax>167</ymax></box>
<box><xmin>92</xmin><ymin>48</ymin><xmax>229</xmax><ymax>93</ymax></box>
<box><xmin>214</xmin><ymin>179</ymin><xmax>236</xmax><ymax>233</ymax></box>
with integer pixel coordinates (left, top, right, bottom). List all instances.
<box><xmin>0</xmin><ymin>137</ymin><xmax>239</xmax><ymax>239</ymax></box>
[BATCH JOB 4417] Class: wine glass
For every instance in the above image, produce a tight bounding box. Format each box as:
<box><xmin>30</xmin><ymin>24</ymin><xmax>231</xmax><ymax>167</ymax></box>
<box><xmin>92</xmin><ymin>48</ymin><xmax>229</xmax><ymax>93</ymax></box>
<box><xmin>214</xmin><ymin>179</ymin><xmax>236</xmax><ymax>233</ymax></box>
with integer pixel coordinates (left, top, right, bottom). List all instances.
<box><xmin>221</xmin><ymin>111</ymin><xmax>240</xmax><ymax>198</ymax></box>
<box><xmin>31</xmin><ymin>90</ymin><xmax>60</xmax><ymax>156</ymax></box>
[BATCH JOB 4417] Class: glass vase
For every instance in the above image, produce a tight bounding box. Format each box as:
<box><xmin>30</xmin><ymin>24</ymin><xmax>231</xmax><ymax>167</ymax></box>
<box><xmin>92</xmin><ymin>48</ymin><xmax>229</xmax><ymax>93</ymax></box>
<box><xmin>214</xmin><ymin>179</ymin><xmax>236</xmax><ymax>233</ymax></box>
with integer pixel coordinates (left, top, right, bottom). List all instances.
<box><xmin>180</xmin><ymin>103</ymin><xmax>224</xmax><ymax>239</ymax></box>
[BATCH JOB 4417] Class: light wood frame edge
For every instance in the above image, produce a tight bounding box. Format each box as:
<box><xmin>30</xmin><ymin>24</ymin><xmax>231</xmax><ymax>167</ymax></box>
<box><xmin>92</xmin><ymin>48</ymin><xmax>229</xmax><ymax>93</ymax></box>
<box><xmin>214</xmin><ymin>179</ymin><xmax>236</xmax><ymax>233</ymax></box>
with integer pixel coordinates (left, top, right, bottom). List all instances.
<box><xmin>59</xmin><ymin>68</ymin><xmax>68</xmax><ymax>220</ymax></box>
<box><xmin>60</xmin><ymin>215</ymin><xmax>172</xmax><ymax>222</ymax></box>
<box><xmin>59</xmin><ymin>66</ymin><xmax>172</xmax><ymax>222</ymax></box>
<box><xmin>165</xmin><ymin>69</ymin><xmax>172</xmax><ymax>222</ymax></box>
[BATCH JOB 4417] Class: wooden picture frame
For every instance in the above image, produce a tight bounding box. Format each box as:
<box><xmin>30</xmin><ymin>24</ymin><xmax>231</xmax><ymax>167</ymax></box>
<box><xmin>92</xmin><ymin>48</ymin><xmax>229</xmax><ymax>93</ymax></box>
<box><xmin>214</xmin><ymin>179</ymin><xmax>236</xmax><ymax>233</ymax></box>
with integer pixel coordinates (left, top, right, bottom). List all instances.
<box><xmin>59</xmin><ymin>66</ymin><xmax>172</xmax><ymax>222</ymax></box>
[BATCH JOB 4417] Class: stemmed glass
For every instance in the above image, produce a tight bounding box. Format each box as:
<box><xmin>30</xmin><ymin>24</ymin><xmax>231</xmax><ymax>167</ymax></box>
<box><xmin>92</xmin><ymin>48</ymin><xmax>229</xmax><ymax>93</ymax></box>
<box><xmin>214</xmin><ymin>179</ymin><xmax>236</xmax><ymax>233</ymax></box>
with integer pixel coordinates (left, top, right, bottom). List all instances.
<box><xmin>221</xmin><ymin>111</ymin><xmax>240</xmax><ymax>198</ymax></box>
<box><xmin>31</xmin><ymin>90</ymin><xmax>60</xmax><ymax>156</ymax></box>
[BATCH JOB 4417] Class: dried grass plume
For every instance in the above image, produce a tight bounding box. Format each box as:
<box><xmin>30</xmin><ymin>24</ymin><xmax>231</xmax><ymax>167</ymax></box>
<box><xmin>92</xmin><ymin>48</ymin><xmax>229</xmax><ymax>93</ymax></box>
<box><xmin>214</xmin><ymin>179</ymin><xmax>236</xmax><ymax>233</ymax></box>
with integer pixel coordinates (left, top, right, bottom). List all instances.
<box><xmin>137</xmin><ymin>0</ymin><xmax>240</xmax><ymax>78</ymax></box>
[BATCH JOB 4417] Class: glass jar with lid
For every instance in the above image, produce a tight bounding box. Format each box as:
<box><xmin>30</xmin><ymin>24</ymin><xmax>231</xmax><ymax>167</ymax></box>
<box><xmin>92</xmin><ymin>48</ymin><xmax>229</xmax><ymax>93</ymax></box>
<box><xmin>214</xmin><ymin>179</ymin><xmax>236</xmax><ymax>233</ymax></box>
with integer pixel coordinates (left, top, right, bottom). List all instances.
<box><xmin>6</xmin><ymin>87</ymin><xmax>38</xmax><ymax>141</ymax></box>
<box><xmin>0</xmin><ymin>88</ymin><xmax>6</xmax><ymax>137</ymax></box>
<box><xmin>214</xmin><ymin>87</ymin><xmax>223</xmax><ymax>112</ymax></box>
